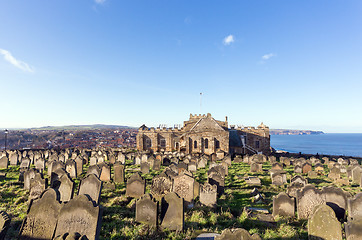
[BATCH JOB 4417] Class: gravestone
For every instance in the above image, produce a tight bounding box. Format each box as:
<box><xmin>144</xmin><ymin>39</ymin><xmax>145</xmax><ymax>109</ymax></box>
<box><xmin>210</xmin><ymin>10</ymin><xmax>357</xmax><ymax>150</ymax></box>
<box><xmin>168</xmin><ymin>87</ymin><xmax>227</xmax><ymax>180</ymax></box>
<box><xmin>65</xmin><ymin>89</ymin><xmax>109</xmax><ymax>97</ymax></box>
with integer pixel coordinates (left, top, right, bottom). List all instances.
<box><xmin>0</xmin><ymin>211</ymin><xmax>10</xmax><ymax>240</ymax></box>
<box><xmin>50</xmin><ymin>161</ymin><xmax>66</xmax><ymax>176</ymax></box>
<box><xmin>323</xmin><ymin>186</ymin><xmax>348</xmax><ymax>220</ymax></box>
<box><xmin>250</xmin><ymin>162</ymin><xmax>263</xmax><ymax>173</ymax></box>
<box><xmin>113</xmin><ymin>163</ymin><xmax>125</xmax><ymax>183</ymax></box>
<box><xmin>134</xmin><ymin>155</ymin><xmax>141</xmax><ymax>165</ymax></box>
<box><xmin>117</xmin><ymin>152</ymin><xmax>126</xmax><ymax>164</ymax></box>
<box><xmin>51</xmin><ymin>168</ymin><xmax>68</xmax><ymax>188</ymax></box>
<box><xmin>315</xmin><ymin>163</ymin><xmax>324</xmax><ymax>173</ymax></box>
<box><xmin>54</xmin><ymin>195</ymin><xmax>101</xmax><ymax>240</ymax></box>
<box><xmin>9</xmin><ymin>152</ymin><xmax>18</xmax><ymax>165</ymax></box>
<box><xmin>29</xmin><ymin>173</ymin><xmax>47</xmax><ymax>201</ymax></box>
<box><xmin>99</xmin><ymin>163</ymin><xmax>111</xmax><ymax>182</ymax></box>
<box><xmin>215</xmin><ymin>228</ymin><xmax>261</xmax><ymax>240</ymax></box>
<box><xmin>150</xmin><ymin>172</ymin><xmax>173</xmax><ymax>201</ymax></box>
<box><xmin>291</xmin><ymin>175</ymin><xmax>307</xmax><ymax>186</ymax></box>
<box><xmin>188</xmin><ymin>161</ymin><xmax>197</xmax><ymax>172</ymax></box>
<box><xmin>302</xmin><ymin>163</ymin><xmax>312</xmax><ymax>174</ymax></box>
<box><xmin>328</xmin><ymin>167</ymin><xmax>341</xmax><ymax>180</ymax></box>
<box><xmin>58</xmin><ymin>174</ymin><xmax>75</xmax><ymax>202</ymax></box>
<box><xmin>308</xmin><ymin>204</ymin><xmax>342</xmax><ymax>240</ymax></box>
<box><xmin>308</xmin><ymin>170</ymin><xmax>318</xmax><ymax>178</ymax></box>
<box><xmin>65</xmin><ymin>160</ymin><xmax>77</xmax><ymax>178</ymax></box>
<box><xmin>271</xmin><ymin>172</ymin><xmax>286</xmax><ymax>186</ymax></box>
<box><xmin>272</xmin><ymin>192</ymin><xmax>295</xmax><ymax>217</ymax></box>
<box><xmin>271</xmin><ymin>162</ymin><xmax>283</xmax><ymax>171</ymax></box>
<box><xmin>140</xmin><ymin>162</ymin><xmax>150</xmax><ymax>174</ymax></box>
<box><xmin>153</xmin><ymin>157</ymin><xmax>161</xmax><ymax>171</ymax></box>
<box><xmin>200</xmin><ymin>183</ymin><xmax>217</xmax><ymax>207</ymax></box>
<box><xmin>351</xmin><ymin>166</ymin><xmax>362</xmax><ymax>185</ymax></box>
<box><xmin>208</xmin><ymin>171</ymin><xmax>225</xmax><ymax>194</ymax></box>
<box><xmin>78</xmin><ymin>174</ymin><xmax>102</xmax><ymax>205</ymax></box>
<box><xmin>19</xmin><ymin>189</ymin><xmax>61</xmax><ymax>240</ymax></box>
<box><xmin>86</xmin><ymin>165</ymin><xmax>102</xmax><ymax>178</ymax></box>
<box><xmin>135</xmin><ymin>194</ymin><xmax>158</xmax><ymax>226</ymax></box>
<box><xmin>347</xmin><ymin>193</ymin><xmax>362</xmax><ymax>220</ymax></box>
<box><xmin>74</xmin><ymin>156</ymin><xmax>83</xmax><ymax>176</ymax></box>
<box><xmin>294</xmin><ymin>165</ymin><xmax>302</xmax><ymax>174</ymax></box>
<box><xmin>345</xmin><ymin>217</ymin><xmax>362</xmax><ymax>240</ymax></box>
<box><xmin>126</xmin><ymin>173</ymin><xmax>145</xmax><ymax>198</ymax></box>
<box><xmin>89</xmin><ymin>156</ymin><xmax>98</xmax><ymax>166</ymax></box>
<box><xmin>24</xmin><ymin>168</ymin><xmax>39</xmax><ymax>190</ymax></box>
<box><xmin>173</xmin><ymin>173</ymin><xmax>195</xmax><ymax>204</ymax></box>
<box><xmin>297</xmin><ymin>184</ymin><xmax>325</xmax><ymax>219</ymax></box>
<box><xmin>20</xmin><ymin>158</ymin><xmax>31</xmax><ymax>169</ymax></box>
<box><xmin>245</xmin><ymin>176</ymin><xmax>261</xmax><ymax>186</ymax></box>
<box><xmin>0</xmin><ymin>157</ymin><xmax>8</xmax><ymax>169</ymax></box>
<box><xmin>160</xmin><ymin>192</ymin><xmax>184</xmax><ymax>231</ymax></box>
<box><xmin>34</xmin><ymin>157</ymin><xmax>45</xmax><ymax>172</ymax></box>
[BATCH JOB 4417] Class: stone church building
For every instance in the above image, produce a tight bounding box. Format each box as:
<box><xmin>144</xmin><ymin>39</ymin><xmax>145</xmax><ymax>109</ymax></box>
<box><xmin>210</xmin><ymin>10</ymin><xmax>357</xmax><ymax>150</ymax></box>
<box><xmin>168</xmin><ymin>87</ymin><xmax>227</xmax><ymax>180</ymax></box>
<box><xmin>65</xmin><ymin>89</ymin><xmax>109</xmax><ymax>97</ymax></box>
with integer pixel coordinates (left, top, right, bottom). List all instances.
<box><xmin>136</xmin><ymin>113</ymin><xmax>270</xmax><ymax>155</ymax></box>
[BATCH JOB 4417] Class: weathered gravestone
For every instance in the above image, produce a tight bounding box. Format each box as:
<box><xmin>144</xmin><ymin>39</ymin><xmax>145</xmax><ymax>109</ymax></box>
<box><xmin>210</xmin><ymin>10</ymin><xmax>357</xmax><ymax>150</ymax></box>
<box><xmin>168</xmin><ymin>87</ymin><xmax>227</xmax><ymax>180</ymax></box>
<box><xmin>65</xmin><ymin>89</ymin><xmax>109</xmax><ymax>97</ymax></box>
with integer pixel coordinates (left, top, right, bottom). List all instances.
<box><xmin>270</xmin><ymin>170</ymin><xmax>287</xmax><ymax>186</ymax></box>
<box><xmin>272</xmin><ymin>192</ymin><xmax>295</xmax><ymax>218</ymax></box>
<box><xmin>74</xmin><ymin>156</ymin><xmax>83</xmax><ymax>176</ymax></box>
<box><xmin>347</xmin><ymin>193</ymin><xmax>362</xmax><ymax>220</ymax></box>
<box><xmin>51</xmin><ymin>168</ymin><xmax>68</xmax><ymax>188</ymax></box>
<box><xmin>78</xmin><ymin>174</ymin><xmax>102</xmax><ymax>205</ymax></box>
<box><xmin>0</xmin><ymin>157</ymin><xmax>8</xmax><ymax>169</ymax></box>
<box><xmin>99</xmin><ymin>163</ymin><xmax>111</xmax><ymax>182</ymax></box>
<box><xmin>140</xmin><ymin>162</ymin><xmax>150</xmax><ymax>174</ymax></box>
<box><xmin>0</xmin><ymin>211</ymin><xmax>10</xmax><ymax>240</ymax></box>
<box><xmin>352</xmin><ymin>165</ymin><xmax>362</xmax><ymax>185</ymax></box>
<box><xmin>308</xmin><ymin>170</ymin><xmax>318</xmax><ymax>178</ymax></box>
<box><xmin>208</xmin><ymin>171</ymin><xmax>224</xmax><ymax>194</ymax></box>
<box><xmin>34</xmin><ymin>157</ymin><xmax>45</xmax><ymax>172</ymax></box>
<box><xmin>126</xmin><ymin>173</ymin><xmax>145</xmax><ymax>198</ymax></box>
<box><xmin>49</xmin><ymin>161</ymin><xmax>66</xmax><ymax>177</ymax></box>
<box><xmin>200</xmin><ymin>183</ymin><xmax>217</xmax><ymax>207</ymax></box>
<box><xmin>89</xmin><ymin>156</ymin><xmax>98</xmax><ymax>166</ymax></box>
<box><xmin>308</xmin><ymin>204</ymin><xmax>342</xmax><ymax>240</ymax></box>
<box><xmin>188</xmin><ymin>161</ymin><xmax>197</xmax><ymax>173</ymax></box>
<box><xmin>153</xmin><ymin>157</ymin><xmax>161</xmax><ymax>171</ymax></box>
<box><xmin>150</xmin><ymin>172</ymin><xmax>173</xmax><ymax>201</ymax></box>
<box><xmin>117</xmin><ymin>152</ymin><xmax>126</xmax><ymax>164</ymax></box>
<box><xmin>160</xmin><ymin>192</ymin><xmax>184</xmax><ymax>231</ymax></box>
<box><xmin>24</xmin><ymin>168</ymin><xmax>39</xmax><ymax>190</ymax></box>
<box><xmin>53</xmin><ymin>232</ymin><xmax>87</xmax><ymax>240</ymax></box>
<box><xmin>294</xmin><ymin>165</ymin><xmax>302</xmax><ymax>174</ymax></box>
<box><xmin>54</xmin><ymin>194</ymin><xmax>101</xmax><ymax>240</ymax></box>
<box><xmin>19</xmin><ymin>189</ymin><xmax>61</xmax><ymax>240</ymax></box>
<box><xmin>58</xmin><ymin>174</ymin><xmax>75</xmax><ymax>202</ymax></box>
<box><xmin>20</xmin><ymin>158</ymin><xmax>30</xmax><ymax>169</ymax></box>
<box><xmin>215</xmin><ymin>228</ymin><xmax>261</xmax><ymax>240</ymax></box>
<box><xmin>328</xmin><ymin>167</ymin><xmax>341</xmax><ymax>180</ymax></box>
<box><xmin>345</xmin><ymin>217</ymin><xmax>362</xmax><ymax>240</ymax></box>
<box><xmin>135</xmin><ymin>194</ymin><xmax>158</xmax><ymax>226</ymax></box>
<box><xmin>86</xmin><ymin>165</ymin><xmax>102</xmax><ymax>178</ymax></box>
<box><xmin>315</xmin><ymin>163</ymin><xmax>324</xmax><ymax>174</ymax></box>
<box><xmin>271</xmin><ymin>162</ymin><xmax>283</xmax><ymax>171</ymax></box>
<box><xmin>9</xmin><ymin>152</ymin><xmax>18</xmax><ymax>165</ymax></box>
<box><xmin>323</xmin><ymin>186</ymin><xmax>348</xmax><ymax>220</ymax></box>
<box><xmin>291</xmin><ymin>175</ymin><xmax>307</xmax><ymax>186</ymax></box>
<box><xmin>29</xmin><ymin>173</ymin><xmax>47</xmax><ymax>201</ymax></box>
<box><xmin>302</xmin><ymin>163</ymin><xmax>312</xmax><ymax>174</ymax></box>
<box><xmin>250</xmin><ymin>162</ymin><xmax>263</xmax><ymax>173</ymax></box>
<box><xmin>65</xmin><ymin>160</ymin><xmax>77</xmax><ymax>179</ymax></box>
<box><xmin>245</xmin><ymin>176</ymin><xmax>261</xmax><ymax>186</ymax></box>
<box><xmin>297</xmin><ymin>184</ymin><xmax>325</xmax><ymax>219</ymax></box>
<box><xmin>173</xmin><ymin>172</ymin><xmax>195</xmax><ymax>204</ymax></box>
<box><xmin>113</xmin><ymin>163</ymin><xmax>125</xmax><ymax>183</ymax></box>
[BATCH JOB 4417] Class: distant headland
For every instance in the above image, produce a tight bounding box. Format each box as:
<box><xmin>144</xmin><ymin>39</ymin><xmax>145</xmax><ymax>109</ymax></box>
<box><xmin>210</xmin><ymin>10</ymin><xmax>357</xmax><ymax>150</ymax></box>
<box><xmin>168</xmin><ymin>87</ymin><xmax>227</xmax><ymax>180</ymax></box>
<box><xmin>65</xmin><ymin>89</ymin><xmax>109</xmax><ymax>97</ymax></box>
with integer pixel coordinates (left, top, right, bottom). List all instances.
<box><xmin>270</xmin><ymin>129</ymin><xmax>324</xmax><ymax>135</ymax></box>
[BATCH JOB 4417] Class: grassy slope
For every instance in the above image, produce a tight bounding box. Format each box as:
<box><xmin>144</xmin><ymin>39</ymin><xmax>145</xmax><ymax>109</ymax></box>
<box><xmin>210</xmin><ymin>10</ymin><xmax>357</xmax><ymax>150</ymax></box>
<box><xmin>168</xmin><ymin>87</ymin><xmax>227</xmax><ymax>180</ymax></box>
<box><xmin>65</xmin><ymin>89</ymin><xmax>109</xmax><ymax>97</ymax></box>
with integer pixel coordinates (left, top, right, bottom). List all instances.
<box><xmin>0</xmin><ymin>159</ymin><xmax>358</xmax><ymax>239</ymax></box>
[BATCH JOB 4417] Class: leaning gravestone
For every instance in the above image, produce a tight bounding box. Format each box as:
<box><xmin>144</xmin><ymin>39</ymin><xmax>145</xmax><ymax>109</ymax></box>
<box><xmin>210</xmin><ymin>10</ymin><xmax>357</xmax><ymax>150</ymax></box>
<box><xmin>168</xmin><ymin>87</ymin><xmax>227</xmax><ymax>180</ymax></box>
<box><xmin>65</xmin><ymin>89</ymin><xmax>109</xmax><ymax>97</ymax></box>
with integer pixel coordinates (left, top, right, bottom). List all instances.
<box><xmin>126</xmin><ymin>173</ymin><xmax>145</xmax><ymax>198</ymax></box>
<box><xmin>78</xmin><ymin>174</ymin><xmax>102</xmax><ymax>205</ymax></box>
<box><xmin>19</xmin><ymin>189</ymin><xmax>61</xmax><ymax>240</ymax></box>
<box><xmin>150</xmin><ymin>172</ymin><xmax>173</xmax><ymax>201</ymax></box>
<box><xmin>0</xmin><ymin>157</ymin><xmax>8</xmax><ymax>169</ymax></box>
<box><xmin>272</xmin><ymin>192</ymin><xmax>295</xmax><ymax>218</ymax></box>
<box><xmin>54</xmin><ymin>195</ymin><xmax>101</xmax><ymax>240</ymax></box>
<box><xmin>29</xmin><ymin>173</ymin><xmax>47</xmax><ymax>201</ymax></box>
<box><xmin>0</xmin><ymin>211</ymin><xmax>11</xmax><ymax>240</ymax></box>
<box><xmin>113</xmin><ymin>163</ymin><xmax>125</xmax><ymax>183</ymax></box>
<box><xmin>297</xmin><ymin>184</ymin><xmax>325</xmax><ymax>219</ymax></box>
<box><xmin>51</xmin><ymin>168</ymin><xmax>68</xmax><ymax>188</ymax></box>
<box><xmin>58</xmin><ymin>174</ymin><xmax>75</xmax><ymax>202</ymax></box>
<box><xmin>208</xmin><ymin>171</ymin><xmax>225</xmax><ymax>194</ymax></box>
<box><xmin>308</xmin><ymin>204</ymin><xmax>342</xmax><ymax>240</ymax></box>
<box><xmin>200</xmin><ymin>183</ymin><xmax>217</xmax><ymax>207</ymax></box>
<box><xmin>74</xmin><ymin>156</ymin><xmax>83</xmax><ymax>176</ymax></box>
<box><xmin>135</xmin><ymin>194</ymin><xmax>158</xmax><ymax>226</ymax></box>
<box><xmin>173</xmin><ymin>173</ymin><xmax>195</xmax><ymax>204</ymax></box>
<box><xmin>160</xmin><ymin>192</ymin><xmax>184</xmax><ymax>231</ymax></box>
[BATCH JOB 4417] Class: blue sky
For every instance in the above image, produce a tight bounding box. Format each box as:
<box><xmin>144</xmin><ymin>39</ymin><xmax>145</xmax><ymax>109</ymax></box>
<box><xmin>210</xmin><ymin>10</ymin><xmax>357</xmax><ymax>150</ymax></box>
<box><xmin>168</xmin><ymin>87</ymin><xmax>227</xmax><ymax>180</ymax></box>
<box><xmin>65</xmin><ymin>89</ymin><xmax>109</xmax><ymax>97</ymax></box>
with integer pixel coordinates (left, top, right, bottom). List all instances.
<box><xmin>1</xmin><ymin>0</ymin><xmax>361</xmax><ymax>133</ymax></box>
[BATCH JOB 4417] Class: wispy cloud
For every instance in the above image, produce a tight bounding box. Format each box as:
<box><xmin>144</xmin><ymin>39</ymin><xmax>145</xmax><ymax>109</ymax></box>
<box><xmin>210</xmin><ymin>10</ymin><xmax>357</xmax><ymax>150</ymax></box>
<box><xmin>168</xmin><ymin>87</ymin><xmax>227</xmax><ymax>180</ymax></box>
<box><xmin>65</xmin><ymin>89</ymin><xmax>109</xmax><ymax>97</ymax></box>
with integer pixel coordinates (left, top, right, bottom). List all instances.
<box><xmin>0</xmin><ymin>48</ymin><xmax>34</xmax><ymax>73</ymax></box>
<box><xmin>223</xmin><ymin>35</ymin><xmax>234</xmax><ymax>45</ymax></box>
<box><xmin>262</xmin><ymin>53</ymin><xmax>276</xmax><ymax>60</ymax></box>
<box><xmin>94</xmin><ymin>0</ymin><xmax>106</xmax><ymax>4</ymax></box>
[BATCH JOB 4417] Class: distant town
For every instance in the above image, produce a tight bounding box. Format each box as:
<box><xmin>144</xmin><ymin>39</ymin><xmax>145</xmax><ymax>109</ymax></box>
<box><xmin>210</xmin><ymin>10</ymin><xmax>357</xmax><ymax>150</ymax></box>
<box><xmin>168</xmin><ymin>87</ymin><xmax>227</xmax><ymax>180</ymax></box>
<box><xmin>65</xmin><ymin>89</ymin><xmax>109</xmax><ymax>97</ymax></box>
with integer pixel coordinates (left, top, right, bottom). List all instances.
<box><xmin>0</xmin><ymin>124</ymin><xmax>323</xmax><ymax>150</ymax></box>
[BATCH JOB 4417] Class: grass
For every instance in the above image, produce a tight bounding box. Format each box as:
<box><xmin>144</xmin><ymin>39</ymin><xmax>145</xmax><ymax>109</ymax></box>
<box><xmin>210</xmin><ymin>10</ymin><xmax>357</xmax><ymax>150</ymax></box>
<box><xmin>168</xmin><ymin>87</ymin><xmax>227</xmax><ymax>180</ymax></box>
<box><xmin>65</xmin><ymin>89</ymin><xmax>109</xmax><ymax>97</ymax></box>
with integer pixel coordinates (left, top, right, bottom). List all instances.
<box><xmin>0</xmin><ymin>157</ymin><xmax>359</xmax><ymax>239</ymax></box>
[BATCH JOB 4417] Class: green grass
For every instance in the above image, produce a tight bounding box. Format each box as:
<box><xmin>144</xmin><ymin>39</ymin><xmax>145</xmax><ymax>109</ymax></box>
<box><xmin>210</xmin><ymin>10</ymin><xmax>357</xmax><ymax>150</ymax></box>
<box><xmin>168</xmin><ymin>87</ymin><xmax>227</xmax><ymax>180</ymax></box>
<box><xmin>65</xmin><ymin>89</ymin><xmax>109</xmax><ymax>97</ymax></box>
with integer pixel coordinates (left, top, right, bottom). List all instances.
<box><xmin>0</xmin><ymin>159</ymin><xmax>359</xmax><ymax>239</ymax></box>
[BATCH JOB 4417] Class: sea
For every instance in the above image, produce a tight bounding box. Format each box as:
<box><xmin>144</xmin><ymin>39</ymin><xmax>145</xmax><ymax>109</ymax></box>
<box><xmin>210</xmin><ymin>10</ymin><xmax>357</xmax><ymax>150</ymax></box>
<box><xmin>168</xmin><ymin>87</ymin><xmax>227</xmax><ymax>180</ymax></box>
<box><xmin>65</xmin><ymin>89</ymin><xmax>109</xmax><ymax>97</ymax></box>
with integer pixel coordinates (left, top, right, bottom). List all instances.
<box><xmin>271</xmin><ymin>133</ymin><xmax>362</xmax><ymax>158</ymax></box>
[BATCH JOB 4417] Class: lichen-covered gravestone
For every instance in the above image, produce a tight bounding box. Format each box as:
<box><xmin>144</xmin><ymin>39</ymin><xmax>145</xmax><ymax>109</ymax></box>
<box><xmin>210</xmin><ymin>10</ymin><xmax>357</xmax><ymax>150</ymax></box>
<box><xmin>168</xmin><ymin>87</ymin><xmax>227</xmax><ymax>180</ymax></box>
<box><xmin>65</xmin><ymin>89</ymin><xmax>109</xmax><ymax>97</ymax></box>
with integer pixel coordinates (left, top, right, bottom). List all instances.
<box><xmin>0</xmin><ymin>156</ymin><xmax>8</xmax><ymax>169</ymax></box>
<box><xmin>150</xmin><ymin>172</ymin><xmax>173</xmax><ymax>201</ymax></box>
<box><xmin>208</xmin><ymin>171</ymin><xmax>225</xmax><ymax>194</ymax></box>
<box><xmin>308</xmin><ymin>204</ymin><xmax>342</xmax><ymax>240</ymax></box>
<box><xmin>272</xmin><ymin>192</ymin><xmax>295</xmax><ymax>218</ymax></box>
<box><xmin>161</xmin><ymin>192</ymin><xmax>184</xmax><ymax>231</ymax></box>
<box><xmin>58</xmin><ymin>174</ymin><xmax>75</xmax><ymax>202</ymax></box>
<box><xmin>19</xmin><ymin>189</ymin><xmax>61</xmax><ymax>240</ymax></box>
<box><xmin>29</xmin><ymin>173</ymin><xmax>47</xmax><ymax>201</ymax></box>
<box><xmin>65</xmin><ymin>159</ymin><xmax>77</xmax><ymax>178</ymax></box>
<box><xmin>173</xmin><ymin>172</ymin><xmax>195</xmax><ymax>204</ymax></box>
<box><xmin>78</xmin><ymin>174</ymin><xmax>102</xmax><ymax>205</ymax></box>
<box><xmin>126</xmin><ymin>173</ymin><xmax>145</xmax><ymax>198</ymax></box>
<box><xmin>199</xmin><ymin>183</ymin><xmax>217</xmax><ymax>207</ymax></box>
<box><xmin>297</xmin><ymin>184</ymin><xmax>325</xmax><ymax>219</ymax></box>
<box><xmin>24</xmin><ymin>168</ymin><xmax>39</xmax><ymax>190</ymax></box>
<box><xmin>54</xmin><ymin>195</ymin><xmax>102</xmax><ymax>240</ymax></box>
<box><xmin>135</xmin><ymin>194</ymin><xmax>158</xmax><ymax>226</ymax></box>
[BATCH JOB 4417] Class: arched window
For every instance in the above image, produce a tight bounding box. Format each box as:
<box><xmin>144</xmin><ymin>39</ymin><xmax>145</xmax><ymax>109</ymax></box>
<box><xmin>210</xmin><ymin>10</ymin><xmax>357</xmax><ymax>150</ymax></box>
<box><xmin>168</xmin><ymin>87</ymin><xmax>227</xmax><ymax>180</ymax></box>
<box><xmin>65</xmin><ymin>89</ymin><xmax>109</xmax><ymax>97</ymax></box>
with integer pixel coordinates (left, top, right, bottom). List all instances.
<box><xmin>194</xmin><ymin>140</ymin><xmax>197</xmax><ymax>149</ymax></box>
<box><xmin>205</xmin><ymin>138</ymin><xmax>209</xmax><ymax>149</ymax></box>
<box><xmin>215</xmin><ymin>139</ymin><xmax>220</xmax><ymax>149</ymax></box>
